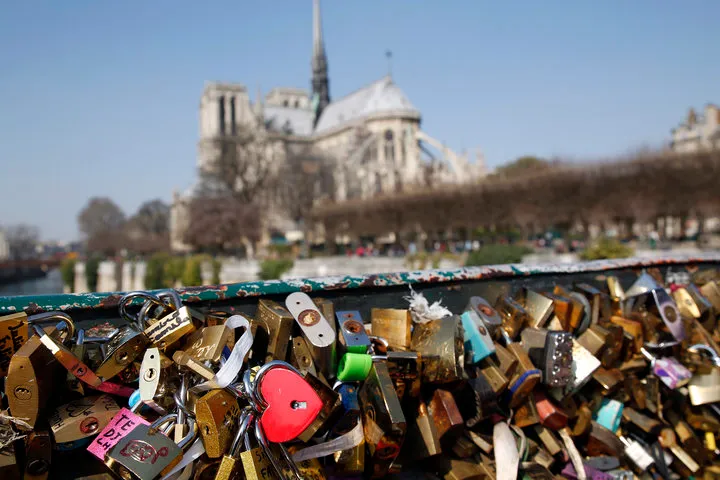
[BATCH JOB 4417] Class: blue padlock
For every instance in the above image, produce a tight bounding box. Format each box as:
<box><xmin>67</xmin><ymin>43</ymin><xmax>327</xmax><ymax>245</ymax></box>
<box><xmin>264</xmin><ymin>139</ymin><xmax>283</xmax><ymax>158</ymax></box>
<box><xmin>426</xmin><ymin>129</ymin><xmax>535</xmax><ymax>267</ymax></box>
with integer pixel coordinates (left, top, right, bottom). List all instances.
<box><xmin>594</xmin><ymin>398</ymin><xmax>624</xmax><ymax>433</ymax></box>
<box><xmin>461</xmin><ymin>310</ymin><xmax>496</xmax><ymax>364</ymax></box>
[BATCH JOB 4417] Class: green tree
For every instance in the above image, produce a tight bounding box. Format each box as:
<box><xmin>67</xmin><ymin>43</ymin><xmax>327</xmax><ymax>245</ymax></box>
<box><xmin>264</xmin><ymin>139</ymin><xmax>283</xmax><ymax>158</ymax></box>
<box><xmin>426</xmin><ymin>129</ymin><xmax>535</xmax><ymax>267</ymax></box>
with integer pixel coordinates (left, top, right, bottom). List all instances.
<box><xmin>60</xmin><ymin>258</ymin><xmax>76</xmax><ymax>289</ymax></box>
<box><xmin>181</xmin><ymin>256</ymin><xmax>203</xmax><ymax>287</ymax></box>
<box><xmin>85</xmin><ymin>256</ymin><xmax>102</xmax><ymax>292</ymax></box>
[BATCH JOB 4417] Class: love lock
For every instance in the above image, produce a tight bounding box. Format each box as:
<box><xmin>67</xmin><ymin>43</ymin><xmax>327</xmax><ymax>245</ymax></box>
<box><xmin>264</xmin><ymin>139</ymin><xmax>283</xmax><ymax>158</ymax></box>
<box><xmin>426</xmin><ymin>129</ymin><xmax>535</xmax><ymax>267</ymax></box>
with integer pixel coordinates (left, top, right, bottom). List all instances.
<box><xmin>246</xmin><ymin>361</ymin><xmax>323</xmax><ymax>444</ymax></box>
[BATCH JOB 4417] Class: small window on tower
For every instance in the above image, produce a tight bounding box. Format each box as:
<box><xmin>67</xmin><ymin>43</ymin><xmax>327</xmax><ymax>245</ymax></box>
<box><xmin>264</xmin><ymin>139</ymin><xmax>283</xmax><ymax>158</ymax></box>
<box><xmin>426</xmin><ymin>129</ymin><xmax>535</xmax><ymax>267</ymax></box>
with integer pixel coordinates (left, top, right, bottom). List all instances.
<box><xmin>218</xmin><ymin>96</ymin><xmax>226</xmax><ymax>135</ymax></box>
<box><xmin>384</xmin><ymin>130</ymin><xmax>395</xmax><ymax>164</ymax></box>
<box><xmin>294</xmin><ymin>100</ymin><xmax>300</xmax><ymax>108</ymax></box>
<box><xmin>230</xmin><ymin>97</ymin><xmax>237</xmax><ymax>135</ymax></box>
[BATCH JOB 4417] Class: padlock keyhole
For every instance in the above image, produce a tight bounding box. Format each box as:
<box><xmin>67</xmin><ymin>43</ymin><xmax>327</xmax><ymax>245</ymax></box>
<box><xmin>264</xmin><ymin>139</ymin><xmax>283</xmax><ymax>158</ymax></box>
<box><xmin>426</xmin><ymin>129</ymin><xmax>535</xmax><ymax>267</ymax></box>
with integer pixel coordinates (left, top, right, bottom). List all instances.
<box><xmin>291</xmin><ymin>400</ymin><xmax>307</xmax><ymax>410</ymax></box>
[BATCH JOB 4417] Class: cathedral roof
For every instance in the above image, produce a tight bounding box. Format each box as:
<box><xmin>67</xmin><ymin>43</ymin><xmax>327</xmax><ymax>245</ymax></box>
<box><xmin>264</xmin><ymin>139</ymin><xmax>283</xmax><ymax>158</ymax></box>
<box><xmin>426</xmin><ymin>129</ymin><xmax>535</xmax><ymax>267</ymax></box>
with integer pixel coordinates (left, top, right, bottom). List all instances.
<box><xmin>314</xmin><ymin>76</ymin><xmax>420</xmax><ymax>134</ymax></box>
<box><xmin>264</xmin><ymin>105</ymin><xmax>315</xmax><ymax>136</ymax></box>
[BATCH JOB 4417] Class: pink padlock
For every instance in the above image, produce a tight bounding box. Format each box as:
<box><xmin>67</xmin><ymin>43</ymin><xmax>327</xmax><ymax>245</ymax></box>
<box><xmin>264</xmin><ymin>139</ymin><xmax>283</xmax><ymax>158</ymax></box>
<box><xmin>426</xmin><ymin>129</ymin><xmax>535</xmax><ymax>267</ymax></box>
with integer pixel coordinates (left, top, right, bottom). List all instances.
<box><xmin>87</xmin><ymin>408</ymin><xmax>150</xmax><ymax>461</ymax></box>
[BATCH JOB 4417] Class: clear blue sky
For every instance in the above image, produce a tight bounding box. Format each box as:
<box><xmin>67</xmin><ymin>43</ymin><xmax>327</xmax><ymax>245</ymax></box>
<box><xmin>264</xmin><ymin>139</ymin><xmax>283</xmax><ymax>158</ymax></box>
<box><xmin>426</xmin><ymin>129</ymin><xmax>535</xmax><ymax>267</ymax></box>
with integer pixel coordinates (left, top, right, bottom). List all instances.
<box><xmin>1</xmin><ymin>1</ymin><xmax>718</xmax><ymax>242</ymax></box>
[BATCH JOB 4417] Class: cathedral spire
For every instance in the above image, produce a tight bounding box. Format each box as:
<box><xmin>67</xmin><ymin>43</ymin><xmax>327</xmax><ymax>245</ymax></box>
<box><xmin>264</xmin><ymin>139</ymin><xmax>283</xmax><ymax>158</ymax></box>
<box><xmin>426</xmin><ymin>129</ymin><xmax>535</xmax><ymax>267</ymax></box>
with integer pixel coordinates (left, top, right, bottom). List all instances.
<box><xmin>311</xmin><ymin>0</ymin><xmax>330</xmax><ymax>127</ymax></box>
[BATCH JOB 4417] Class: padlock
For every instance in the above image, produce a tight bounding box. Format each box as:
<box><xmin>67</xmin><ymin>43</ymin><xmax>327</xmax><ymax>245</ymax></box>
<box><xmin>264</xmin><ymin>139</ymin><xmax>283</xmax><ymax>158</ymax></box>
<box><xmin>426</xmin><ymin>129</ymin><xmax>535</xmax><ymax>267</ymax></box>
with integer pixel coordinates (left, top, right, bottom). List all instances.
<box><xmin>591</xmin><ymin>367</ymin><xmax>625</xmax><ymax>395</ymax></box>
<box><xmin>513</xmin><ymin>397</ymin><xmax>540</xmax><ymax>428</ymax></box>
<box><xmin>497</xmin><ymin>329</ymin><xmax>542</xmax><ymax>408</ymax></box>
<box><xmin>609</xmin><ymin>316</ymin><xmax>644</xmax><ymax>354</ymax></box>
<box><xmin>193</xmin><ymin>457</ymin><xmax>222</xmax><ymax>480</ymax></box>
<box><xmin>490</xmin><ymin>342</ymin><xmax>518</xmax><ymax>379</ymax></box>
<box><xmin>639</xmin><ymin>346</ymin><xmax>692</xmax><ymax>389</ymax></box>
<box><xmin>290</xmin><ymin>336</ymin><xmax>321</xmax><ymax>379</ymax></box>
<box><xmin>135</xmin><ymin>347</ymin><xmax>174</xmax><ymax>415</ymax></box>
<box><xmin>143</xmin><ymin>305</ymin><xmax>201</xmax><ymax>352</ymax></box>
<box><xmin>460</xmin><ymin>309</ymin><xmax>495</xmax><ymax>364</ymax></box>
<box><xmin>592</xmin><ymin>398</ymin><xmax>623</xmax><ymax>433</ymax></box>
<box><xmin>627</xmin><ymin>286</ymin><xmax>685</xmax><ymax>342</ymax></box>
<box><xmin>686</xmin><ymin>408</ymin><xmax>720</xmax><ymax>432</ymax></box>
<box><xmin>369</xmin><ymin>308</ymin><xmax>412</xmax><ymax>349</ymax></box>
<box><xmin>455</xmin><ymin>372</ymin><xmax>498</xmax><ymax>427</ymax></box>
<box><xmin>217</xmin><ymin>410</ymin><xmax>269</xmax><ymax>480</ymax></box>
<box><xmin>570</xmin><ymin>402</ymin><xmax>593</xmax><ymax>437</ymax></box>
<box><xmin>331</xmin><ymin>411</ymin><xmax>365</xmax><ymax>475</ymax></box>
<box><xmin>688</xmin><ymin>367</ymin><xmax>720</xmax><ymax>405</ymax></box>
<box><xmin>440</xmin><ymin>456</ymin><xmax>488</xmax><ymax>480</ymax></box>
<box><xmin>254</xmin><ymin>299</ymin><xmax>295</xmax><ymax>362</ymax></box>
<box><xmin>574</xmin><ymin>282</ymin><xmax>612</xmax><ymax>328</ymax></box>
<box><xmin>376</xmin><ymin>346</ymin><xmax>421</xmax><ymax>398</ymax></box>
<box><xmin>410</xmin><ymin>399</ymin><xmax>441</xmax><ymax>460</ymax></box>
<box><xmin>554</xmin><ymin>339</ymin><xmax>601</xmax><ymax>398</ymax></box>
<box><xmin>104</xmin><ymin>413</ymin><xmax>197</xmax><ymax>480</ymax></box>
<box><xmin>618</xmin><ymin>435</ymin><xmax>656</xmax><ymax>473</ymax></box>
<box><xmin>87</xmin><ymin>408</ymin><xmax>151</xmax><ymax>461</ymax></box>
<box><xmin>0</xmin><ymin>312</ymin><xmax>30</xmax><ymax>378</ymax></box>
<box><xmin>428</xmin><ymin>389</ymin><xmax>465</xmax><ymax>451</ymax></box>
<box><xmin>31</xmin><ymin>325</ymin><xmax>134</xmax><ymax>397</ymax></box>
<box><xmin>335</xmin><ymin>310</ymin><xmax>371</xmax><ymax>354</ymax></box>
<box><xmin>308</xmin><ymin>297</ymin><xmax>338</xmax><ymax>381</ymax></box>
<box><xmin>285</xmin><ymin>293</ymin><xmax>337</xmax><ymax>380</ymax></box>
<box><xmin>520</xmin><ymin>327</ymin><xmax>573</xmax><ymax>387</ymax></box>
<box><xmin>5</xmin><ymin>334</ymin><xmax>63</xmax><ymax>429</ymax></box>
<box><xmin>296</xmin><ymin>372</ymin><xmax>343</xmax><ymax>442</ymax></box>
<box><xmin>248</xmin><ymin>361</ymin><xmax>327</xmax><ymax>444</ymax></box>
<box><xmin>49</xmin><ymin>394</ymin><xmax>120</xmax><ymax>447</ymax></box>
<box><xmin>576</xmin><ymin>324</ymin><xmax>624</xmax><ymax>368</ymax></box>
<box><xmin>95</xmin><ymin>325</ymin><xmax>149</xmax><ymax>382</ymax></box>
<box><xmin>534</xmin><ymin>425</ymin><xmax>564</xmax><ymax>457</ymax></box>
<box><xmin>66</xmin><ymin>328</ymin><xmax>89</xmax><ymax>397</ymax></box>
<box><xmin>411</xmin><ymin>315</ymin><xmax>465</xmax><ymax>383</ymax></box>
<box><xmin>467</xmin><ymin>296</ymin><xmax>503</xmax><ymax>335</ymax></box>
<box><xmin>552</xmin><ymin>286</ymin><xmax>586</xmax><ymax>332</ymax></box>
<box><xmin>182</xmin><ymin>325</ymin><xmax>232</xmax><ymax>364</ymax></box>
<box><xmin>478</xmin><ymin>364</ymin><xmax>509</xmax><ymax>395</ymax></box>
<box><xmin>0</xmin><ymin>311</ymin><xmax>74</xmax><ymax>379</ymax></box>
<box><xmin>495</xmin><ymin>295</ymin><xmax>530</xmax><ymax>339</ymax></box>
<box><xmin>195</xmin><ymin>389</ymin><xmax>241</xmax><ymax>458</ymax></box>
<box><xmin>668</xmin><ymin>421</ymin><xmax>711</xmax><ymax>467</ymax></box>
<box><xmin>25</xmin><ymin>430</ymin><xmax>52</xmax><ymax>480</ymax></box>
<box><xmin>521</xmin><ymin>289</ymin><xmax>555</xmax><ymax>329</ymax></box>
<box><xmin>657</xmin><ymin>427</ymin><xmax>702</xmax><ymax>475</ymax></box>
<box><xmin>534</xmin><ymin>391</ymin><xmax>568</xmax><ymax>431</ymax></box>
<box><xmin>173</xmin><ymin>350</ymin><xmax>216</xmax><ymax>381</ymax></box>
<box><xmin>358</xmin><ymin>360</ymin><xmax>406</xmax><ymax>479</ymax></box>
<box><xmin>586</xmin><ymin>421</ymin><xmax>624</xmax><ymax>457</ymax></box>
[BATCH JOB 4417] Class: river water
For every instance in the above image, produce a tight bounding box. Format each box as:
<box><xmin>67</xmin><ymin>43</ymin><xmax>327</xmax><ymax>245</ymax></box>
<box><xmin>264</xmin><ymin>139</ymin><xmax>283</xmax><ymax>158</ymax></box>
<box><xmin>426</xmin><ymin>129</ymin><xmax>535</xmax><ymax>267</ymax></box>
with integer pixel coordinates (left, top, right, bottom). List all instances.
<box><xmin>0</xmin><ymin>268</ymin><xmax>65</xmax><ymax>296</ymax></box>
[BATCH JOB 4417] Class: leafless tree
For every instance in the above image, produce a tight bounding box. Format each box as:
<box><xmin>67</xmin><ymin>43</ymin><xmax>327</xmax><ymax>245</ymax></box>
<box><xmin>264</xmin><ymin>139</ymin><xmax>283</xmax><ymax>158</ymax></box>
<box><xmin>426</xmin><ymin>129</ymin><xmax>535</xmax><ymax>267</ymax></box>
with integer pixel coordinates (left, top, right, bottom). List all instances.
<box><xmin>4</xmin><ymin>224</ymin><xmax>40</xmax><ymax>260</ymax></box>
<box><xmin>77</xmin><ymin>197</ymin><xmax>127</xmax><ymax>256</ymax></box>
<box><xmin>311</xmin><ymin>150</ymin><xmax>720</xmax><ymax>246</ymax></box>
<box><xmin>182</xmin><ymin>196</ymin><xmax>261</xmax><ymax>255</ymax></box>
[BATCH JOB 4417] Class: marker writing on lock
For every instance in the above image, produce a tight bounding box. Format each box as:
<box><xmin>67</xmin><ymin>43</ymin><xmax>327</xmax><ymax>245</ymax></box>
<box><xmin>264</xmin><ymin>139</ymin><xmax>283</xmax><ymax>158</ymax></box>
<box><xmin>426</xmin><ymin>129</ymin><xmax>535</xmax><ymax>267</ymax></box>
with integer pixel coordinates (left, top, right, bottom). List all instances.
<box><xmin>145</xmin><ymin>311</ymin><xmax>190</xmax><ymax>342</ymax></box>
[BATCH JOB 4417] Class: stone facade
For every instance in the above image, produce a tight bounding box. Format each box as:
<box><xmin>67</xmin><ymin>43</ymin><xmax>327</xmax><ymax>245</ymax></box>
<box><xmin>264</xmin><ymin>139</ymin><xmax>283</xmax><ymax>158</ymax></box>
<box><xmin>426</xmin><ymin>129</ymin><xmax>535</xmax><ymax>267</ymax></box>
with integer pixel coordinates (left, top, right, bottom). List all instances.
<box><xmin>171</xmin><ymin>0</ymin><xmax>485</xmax><ymax>252</ymax></box>
<box><xmin>671</xmin><ymin>104</ymin><xmax>720</xmax><ymax>153</ymax></box>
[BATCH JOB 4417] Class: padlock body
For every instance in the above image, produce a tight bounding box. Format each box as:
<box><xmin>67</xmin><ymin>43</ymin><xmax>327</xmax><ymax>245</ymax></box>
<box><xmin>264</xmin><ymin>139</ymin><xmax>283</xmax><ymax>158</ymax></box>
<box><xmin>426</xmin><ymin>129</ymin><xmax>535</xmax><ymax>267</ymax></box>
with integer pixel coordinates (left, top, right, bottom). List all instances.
<box><xmin>105</xmin><ymin>424</ymin><xmax>183</xmax><ymax>480</ymax></box>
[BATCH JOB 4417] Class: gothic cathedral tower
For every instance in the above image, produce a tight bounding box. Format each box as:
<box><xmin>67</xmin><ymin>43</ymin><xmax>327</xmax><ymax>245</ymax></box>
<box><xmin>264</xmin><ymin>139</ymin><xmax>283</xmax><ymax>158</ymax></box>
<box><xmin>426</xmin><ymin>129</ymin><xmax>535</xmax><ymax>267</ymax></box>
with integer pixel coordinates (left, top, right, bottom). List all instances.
<box><xmin>311</xmin><ymin>0</ymin><xmax>330</xmax><ymax>127</ymax></box>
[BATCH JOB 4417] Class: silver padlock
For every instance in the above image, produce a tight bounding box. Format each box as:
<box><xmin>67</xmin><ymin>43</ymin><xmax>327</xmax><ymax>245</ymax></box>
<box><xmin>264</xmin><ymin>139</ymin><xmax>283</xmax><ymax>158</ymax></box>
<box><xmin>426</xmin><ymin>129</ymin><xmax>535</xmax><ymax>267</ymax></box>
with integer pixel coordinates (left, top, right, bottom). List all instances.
<box><xmin>104</xmin><ymin>413</ymin><xmax>196</xmax><ymax>480</ymax></box>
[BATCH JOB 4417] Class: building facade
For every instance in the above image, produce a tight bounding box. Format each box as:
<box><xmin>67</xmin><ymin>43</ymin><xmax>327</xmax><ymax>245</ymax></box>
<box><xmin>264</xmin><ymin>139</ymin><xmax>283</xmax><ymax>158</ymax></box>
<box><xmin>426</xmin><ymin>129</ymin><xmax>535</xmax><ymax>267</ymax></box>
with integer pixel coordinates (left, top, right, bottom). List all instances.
<box><xmin>670</xmin><ymin>104</ymin><xmax>720</xmax><ymax>153</ymax></box>
<box><xmin>171</xmin><ymin>0</ymin><xmax>485</xmax><ymax>252</ymax></box>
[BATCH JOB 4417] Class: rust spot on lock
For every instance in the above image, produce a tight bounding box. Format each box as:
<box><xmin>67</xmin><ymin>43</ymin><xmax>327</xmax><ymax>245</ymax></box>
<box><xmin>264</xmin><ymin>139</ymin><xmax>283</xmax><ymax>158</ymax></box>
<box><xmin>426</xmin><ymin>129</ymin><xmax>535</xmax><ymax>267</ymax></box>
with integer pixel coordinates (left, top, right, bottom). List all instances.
<box><xmin>80</xmin><ymin>416</ymin><xmax>99</xmax><ymax>434</ymax></box>
<box><xmin>343</xmin><ymin>320</ymin><xmax>363</xmax><ymax>334</ymax></box>
<box><xmin>298</xmin><ymin>309</ymin><xmax>321</xmax><ymax>327</ymax></box>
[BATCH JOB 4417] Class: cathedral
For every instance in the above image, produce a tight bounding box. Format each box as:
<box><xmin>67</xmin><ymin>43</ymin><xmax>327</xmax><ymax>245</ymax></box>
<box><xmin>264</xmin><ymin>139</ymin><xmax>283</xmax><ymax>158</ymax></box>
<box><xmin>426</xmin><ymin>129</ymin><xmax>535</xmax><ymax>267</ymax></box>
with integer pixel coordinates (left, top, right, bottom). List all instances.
<box><xmin>170</xmin><ymin>0</ymin><xmax>485</xmax><ymax>252</ymax></box>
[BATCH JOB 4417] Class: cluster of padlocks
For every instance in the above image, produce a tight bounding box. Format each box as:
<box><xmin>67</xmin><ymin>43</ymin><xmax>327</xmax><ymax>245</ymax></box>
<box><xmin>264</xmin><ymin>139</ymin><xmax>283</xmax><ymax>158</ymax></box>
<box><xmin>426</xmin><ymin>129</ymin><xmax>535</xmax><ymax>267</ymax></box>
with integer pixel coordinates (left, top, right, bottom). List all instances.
<box><xmin>1</xmin><ymin>271</ymin><xmax>719</xmax><ymax>479</ymax></box>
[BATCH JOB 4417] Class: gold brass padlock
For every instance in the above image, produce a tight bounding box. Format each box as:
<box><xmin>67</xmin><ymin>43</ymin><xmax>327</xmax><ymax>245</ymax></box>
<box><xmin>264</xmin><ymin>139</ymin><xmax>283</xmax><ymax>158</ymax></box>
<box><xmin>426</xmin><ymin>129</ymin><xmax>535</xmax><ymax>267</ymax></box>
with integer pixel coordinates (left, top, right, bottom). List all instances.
<box><xmin>358</xmin><ymin>360</ymin><xmax>406</xmax><ymax>479</ymax></box>
<box><xmin>410</xmin><ymin>315</ymin><xmax>464</xmax><ymax>383</ymax></box>
<box><xmin>0</xmin><ymin>311</ymin><xmax>74</xmax><ymax>379</ymax></box>
<box><xmin>411</xmin><ymin>400</ymin><xmax>441</xmax><ymax>460</ymax></box>
<box><xmin>495</xmin><ymin>295</ymin><xmax>530</xmax><ymax>339</ymax></box>
<box><xmin>143</xmin><ymin>306</ymin><xmax>201</xmax><ymax>351</ymax></box>
<box><xmin>332</xmin><ymin>412</ymin><xmax>365</xmax><ymax>475</ymax></box>
<box><xmin>195</xmin><ymin>389</ymin><xmax>241</xmax><ymax>458</ymax></box>
<box><xmin>183</xmin><ymin>326</ymin><xmax>232</xmax><ymax>364</ymax></box>
<box><xmin>370</xmin><ymin>308</ymin><xmax>411</xmax><ymax>350</ymax></box>
<box><xmin>6</xmin><ymin>335</ymin><xmax>63</xmax><ymax>429</ymax></box>
<box><xmin>254</xmin><ymin>299</ymin><xmax>295</xmax><ymax>362</ymax></box>
<box><xmin>95</xmin><ymin>325</ymin><xmax>149</xmax><ymax>382</ymax></box>
<box><xmin>49</xmin><ymin>395</ymin><xmax>121</xmax><ymax>445</ymax></box>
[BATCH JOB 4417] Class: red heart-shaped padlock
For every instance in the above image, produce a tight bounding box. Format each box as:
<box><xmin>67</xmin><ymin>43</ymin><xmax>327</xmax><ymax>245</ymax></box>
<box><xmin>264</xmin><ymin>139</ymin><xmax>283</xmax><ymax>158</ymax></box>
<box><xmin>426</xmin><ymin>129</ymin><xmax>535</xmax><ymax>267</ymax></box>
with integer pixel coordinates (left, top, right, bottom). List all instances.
<box><xmin>258</xmin><ymin>368</ymin><xmax>323</xmax><ymax>443</ymax></box>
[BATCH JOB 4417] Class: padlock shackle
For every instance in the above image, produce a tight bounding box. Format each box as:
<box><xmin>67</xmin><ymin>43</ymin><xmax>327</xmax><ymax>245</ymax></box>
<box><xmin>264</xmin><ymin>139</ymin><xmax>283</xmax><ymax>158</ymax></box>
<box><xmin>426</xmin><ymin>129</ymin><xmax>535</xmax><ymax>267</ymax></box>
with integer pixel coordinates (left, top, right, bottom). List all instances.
<box><xmin>229</xmin><ymin>409</ymin><xmax>255</xmax><ymax>456</ymax></box>
<box><xmin>28</xmin><ymin>311</ymin><xmax>75</xmax><ymax>341</ymax></box>
<box><xmin>252</xmin><ymin>360</ymin><xmax>305</xmax><ymax>410</ymax></box>
<box><xmin>687</xmin><ymin>344</ymin><xmax>720</xmax><ymax>366</ymax></box>
<box><xmin>255</xmin><ymin>420</ymin><xmax>301</xmax><ymax>480</ymax></box>
<box><xmin>118</xmin><ymin>291</ymin><xmax>165</xmax><ymax>326</ymax></box>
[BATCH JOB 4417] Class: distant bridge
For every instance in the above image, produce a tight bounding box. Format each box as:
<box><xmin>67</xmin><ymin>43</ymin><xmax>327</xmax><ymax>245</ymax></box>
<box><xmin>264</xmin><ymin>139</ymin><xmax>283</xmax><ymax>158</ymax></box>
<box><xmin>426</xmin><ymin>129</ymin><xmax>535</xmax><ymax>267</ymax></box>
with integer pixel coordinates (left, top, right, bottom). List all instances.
<box><xmin>0</xmin><ymin>258</ymin><xmax>63</xmax><ymax>285</ymax></box>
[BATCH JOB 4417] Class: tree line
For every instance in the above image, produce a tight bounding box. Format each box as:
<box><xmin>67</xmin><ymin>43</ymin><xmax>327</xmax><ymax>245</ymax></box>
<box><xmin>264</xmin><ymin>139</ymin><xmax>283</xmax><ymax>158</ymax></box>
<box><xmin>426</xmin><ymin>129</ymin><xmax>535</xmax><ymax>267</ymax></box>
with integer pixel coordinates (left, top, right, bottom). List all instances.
<box><xmin>310</xmin><ymin>150</ymin><xmax>720</xmax><ymax>247</ymax></box>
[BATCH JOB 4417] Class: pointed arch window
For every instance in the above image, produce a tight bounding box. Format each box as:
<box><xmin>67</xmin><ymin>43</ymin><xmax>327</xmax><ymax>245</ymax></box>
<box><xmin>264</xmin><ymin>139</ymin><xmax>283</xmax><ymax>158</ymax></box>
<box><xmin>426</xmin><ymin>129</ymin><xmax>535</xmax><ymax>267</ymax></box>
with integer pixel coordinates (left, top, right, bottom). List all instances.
<box><xmin>384</xmin><ymin>130</ymin><xmax>395</xmax><ymax>164</ymax></box>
